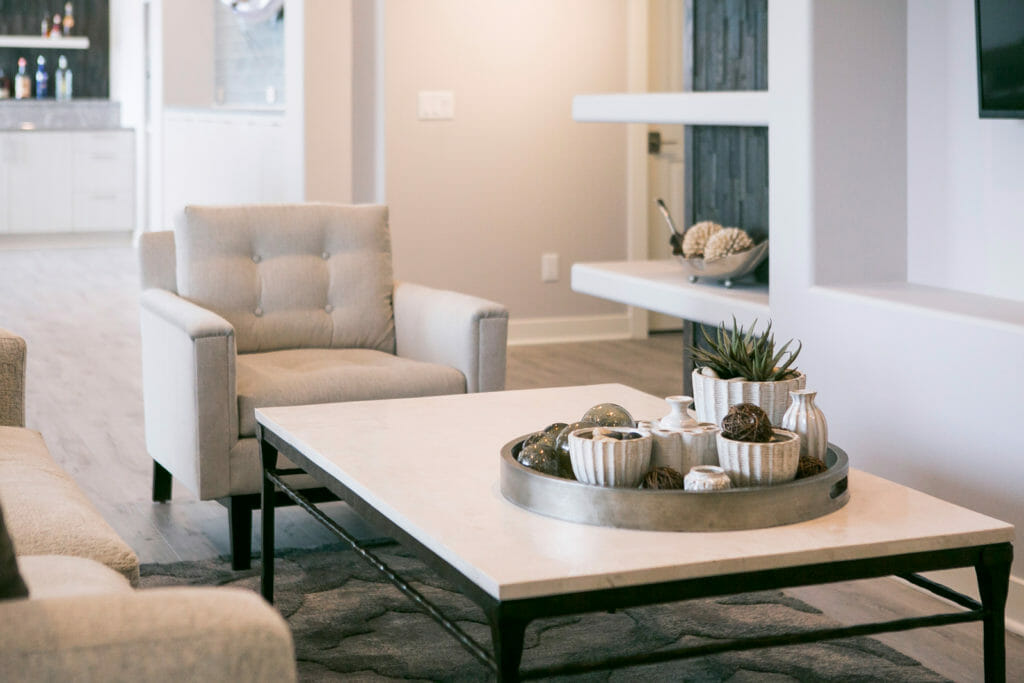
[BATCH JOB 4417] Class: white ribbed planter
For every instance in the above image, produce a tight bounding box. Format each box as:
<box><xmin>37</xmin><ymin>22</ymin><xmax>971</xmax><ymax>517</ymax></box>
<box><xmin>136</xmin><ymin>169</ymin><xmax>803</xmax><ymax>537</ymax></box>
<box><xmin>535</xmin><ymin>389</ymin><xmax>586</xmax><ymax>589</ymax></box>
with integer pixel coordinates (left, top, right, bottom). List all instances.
<box><xmin>692</xmin><ymin>370</ymin><xmax>807</xmax><ymax>427</ymax></box>
<box><xmin>568</xmin><ymin>427</ymin><xmax>652</xmax><ymax>488</ymax></box>
<box><xmin>716</xmin><ymin>429</ymin><xmax>800</xmax><ymax>487</ymax></box>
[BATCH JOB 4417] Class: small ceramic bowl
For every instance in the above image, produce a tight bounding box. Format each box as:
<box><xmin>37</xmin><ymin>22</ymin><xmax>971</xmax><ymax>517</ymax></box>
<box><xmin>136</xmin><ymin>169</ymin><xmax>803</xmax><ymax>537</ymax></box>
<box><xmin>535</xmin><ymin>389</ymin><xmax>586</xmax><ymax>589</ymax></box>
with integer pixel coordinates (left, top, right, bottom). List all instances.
<box><xmin>568</xmin><ymin>427</ymin><xmax>652</xmax><ymax>488</ymax></box>
<box><xmin>683</xmin><ymin>465</ymin><xmax>732</xmax><ymax>491</ymax></box>
<box><xmin>716</xmin><ymin>428</ymin><xmax>800</xmax><ymax>487</ymax></box>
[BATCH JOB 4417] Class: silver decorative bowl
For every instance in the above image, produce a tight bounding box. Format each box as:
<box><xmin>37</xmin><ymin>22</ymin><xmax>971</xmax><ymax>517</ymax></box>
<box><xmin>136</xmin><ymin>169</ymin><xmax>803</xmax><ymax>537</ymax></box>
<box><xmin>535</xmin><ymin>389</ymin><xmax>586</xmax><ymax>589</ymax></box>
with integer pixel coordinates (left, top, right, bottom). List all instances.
<box><xmin>676</xmin><ymin>240</ymin><xmax>769</xmax><ymax>287</ymax></box>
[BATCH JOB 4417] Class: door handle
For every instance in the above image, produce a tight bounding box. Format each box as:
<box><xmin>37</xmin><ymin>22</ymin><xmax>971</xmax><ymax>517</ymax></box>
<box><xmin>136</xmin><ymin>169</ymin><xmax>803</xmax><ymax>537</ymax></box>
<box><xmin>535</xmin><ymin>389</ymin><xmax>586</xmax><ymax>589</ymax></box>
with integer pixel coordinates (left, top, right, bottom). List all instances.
<box><xmin>647</xmin><ymin>131</ymin><xmax>678</xmax><ymax>155</ymax></box>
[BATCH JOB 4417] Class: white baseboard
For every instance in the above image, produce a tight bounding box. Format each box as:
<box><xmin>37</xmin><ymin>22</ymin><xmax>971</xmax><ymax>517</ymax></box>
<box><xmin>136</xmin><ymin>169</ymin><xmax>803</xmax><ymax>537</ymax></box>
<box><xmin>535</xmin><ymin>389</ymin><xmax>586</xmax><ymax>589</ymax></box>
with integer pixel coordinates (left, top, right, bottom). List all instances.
<box><xmin>508</xmin><ymin>314</ymin><xmax>634</xmax><ymax>346</ymax></box>
<box><xmin>894</xmin><ymin>568</ymin><xmax>1024</xmax><ymax>637</ymax></box>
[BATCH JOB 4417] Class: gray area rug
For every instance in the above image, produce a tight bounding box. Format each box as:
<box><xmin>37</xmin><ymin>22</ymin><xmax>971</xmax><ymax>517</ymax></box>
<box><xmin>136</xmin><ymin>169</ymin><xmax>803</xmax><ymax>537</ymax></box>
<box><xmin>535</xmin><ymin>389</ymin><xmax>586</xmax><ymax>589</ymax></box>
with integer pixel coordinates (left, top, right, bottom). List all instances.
<box><xmin>140</xmin><ymin>544</ymin><xmax>948</xmax><ymax>682</ymax></box>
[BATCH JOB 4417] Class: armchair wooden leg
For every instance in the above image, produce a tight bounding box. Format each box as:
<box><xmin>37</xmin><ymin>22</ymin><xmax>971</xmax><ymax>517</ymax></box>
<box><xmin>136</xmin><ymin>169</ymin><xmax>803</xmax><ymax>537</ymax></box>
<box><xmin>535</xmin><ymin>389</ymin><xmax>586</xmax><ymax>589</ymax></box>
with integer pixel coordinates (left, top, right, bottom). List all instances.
<box><xmin>152</xmin><ymin>460</ymin><xmax>172</xmax><ymax>502</ymax></box>
<box><xmin>228</xmin><ymin>495</ymin><xmax>255</xmax><ymax>570</ymax></box>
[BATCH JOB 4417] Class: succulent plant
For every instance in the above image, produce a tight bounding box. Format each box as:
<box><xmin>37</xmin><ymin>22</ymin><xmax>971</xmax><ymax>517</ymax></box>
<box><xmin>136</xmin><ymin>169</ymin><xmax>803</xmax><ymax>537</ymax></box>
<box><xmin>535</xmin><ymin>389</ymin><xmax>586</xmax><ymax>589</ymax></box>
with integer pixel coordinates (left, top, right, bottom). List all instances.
<box><xmin>691</xmin><ymin>317</ymin><xmax>801</xmax><ymax>382</ymax></box>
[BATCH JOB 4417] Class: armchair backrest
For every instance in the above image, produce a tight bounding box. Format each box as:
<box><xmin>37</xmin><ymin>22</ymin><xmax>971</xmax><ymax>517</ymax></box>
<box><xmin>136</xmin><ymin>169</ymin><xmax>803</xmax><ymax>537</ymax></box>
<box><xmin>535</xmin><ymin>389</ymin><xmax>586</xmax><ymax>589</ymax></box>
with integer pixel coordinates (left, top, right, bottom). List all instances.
<box><xmin>174</xmin><ymin>203</ymin><xmax>396</xmax><ymax>354</ymax></box>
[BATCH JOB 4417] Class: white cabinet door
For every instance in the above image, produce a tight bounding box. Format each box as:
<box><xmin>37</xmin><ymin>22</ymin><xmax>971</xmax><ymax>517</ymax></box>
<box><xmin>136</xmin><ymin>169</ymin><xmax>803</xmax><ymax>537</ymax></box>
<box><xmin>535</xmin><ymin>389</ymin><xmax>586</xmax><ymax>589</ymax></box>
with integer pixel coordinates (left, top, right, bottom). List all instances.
<box><xmin>5</xmin><ymin>132</ymin><xmax>74</xmax><ymax>233</ymax></box>
<box><xmin>73</xmin><ymin>131</ymin><xmax>135</xmax><ymax>232</ymax></box>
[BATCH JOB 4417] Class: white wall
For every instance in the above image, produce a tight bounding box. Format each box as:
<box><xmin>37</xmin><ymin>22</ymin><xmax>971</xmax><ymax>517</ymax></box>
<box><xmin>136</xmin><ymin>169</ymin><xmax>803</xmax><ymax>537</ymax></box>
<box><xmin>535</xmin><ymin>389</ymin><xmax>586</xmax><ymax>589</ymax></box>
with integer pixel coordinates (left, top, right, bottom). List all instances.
<box><xmin>769</xmin><ymin>0</ymin><xmax>1022</xmax><ymax>625</ymax></box>
<box><xmin>907</xmin><ymin>0</ymin><xmax>1024</xmax><ymax>303</ymax></box>
<box><xmin>383</xmin><ymin>0</ymin><xmax>630</xmax><ymax>322</ymax></box>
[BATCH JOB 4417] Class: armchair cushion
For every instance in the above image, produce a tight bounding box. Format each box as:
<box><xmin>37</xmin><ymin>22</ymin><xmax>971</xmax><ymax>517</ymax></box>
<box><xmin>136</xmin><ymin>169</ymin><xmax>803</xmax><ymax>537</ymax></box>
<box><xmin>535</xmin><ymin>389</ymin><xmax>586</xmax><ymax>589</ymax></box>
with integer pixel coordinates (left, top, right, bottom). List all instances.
<box><xmin>0</xmin><ymin>328</ymin><xmax>26</xmax><ymax>428</ymax></box>
<box><xmin>0</xmin><ymin>427</ymin><xmax>140</xmax><ymax>585</ymax></box>
<box><xmin>175</xmin><ymin>203</ymin><xmax>396</xmax><ymax>354</ymax></box>
<box><xmin>236</xmin><ymin>348</ymin><xmax>465</xmax><ymax>437</ymax></box>
<box><xmin>0</xmin><ymin>500</ymin><xmax>28</xmax><ymax>600</ymax></box>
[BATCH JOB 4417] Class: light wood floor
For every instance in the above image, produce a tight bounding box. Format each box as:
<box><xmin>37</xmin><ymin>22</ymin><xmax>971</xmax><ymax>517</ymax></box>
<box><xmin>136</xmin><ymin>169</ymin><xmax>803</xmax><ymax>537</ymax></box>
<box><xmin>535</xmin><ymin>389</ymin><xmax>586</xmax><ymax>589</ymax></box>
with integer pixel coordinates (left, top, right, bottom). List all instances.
<box><xmin>1</xmin><ymin>244</ymin><xmax>1020</xmax><ymax>682</ymax></box>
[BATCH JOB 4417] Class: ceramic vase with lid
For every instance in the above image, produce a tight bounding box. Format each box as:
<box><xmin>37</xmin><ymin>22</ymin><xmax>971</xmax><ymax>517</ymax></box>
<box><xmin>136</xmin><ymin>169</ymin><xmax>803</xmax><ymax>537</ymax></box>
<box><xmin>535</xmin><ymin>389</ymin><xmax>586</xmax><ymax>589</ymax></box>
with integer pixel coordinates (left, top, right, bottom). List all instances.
<box><xmin>684</xmin><ymin>465</ymin><xmax>732</xmax><ymax>492</ymax></box>
<box><xmin>780</xmin><ymin>389</ymin><xmax>828</xmax><ymax>462</ymax></box>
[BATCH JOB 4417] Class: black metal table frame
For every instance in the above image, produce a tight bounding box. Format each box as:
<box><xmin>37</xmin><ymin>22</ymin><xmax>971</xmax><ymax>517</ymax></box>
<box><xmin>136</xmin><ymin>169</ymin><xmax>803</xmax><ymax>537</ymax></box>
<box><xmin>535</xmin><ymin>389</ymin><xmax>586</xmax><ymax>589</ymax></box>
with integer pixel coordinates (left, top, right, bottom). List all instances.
<box><xmin>257</xmin><ymin>425</ymin><xmax>1013</xmax><ymax>682</ymax></box>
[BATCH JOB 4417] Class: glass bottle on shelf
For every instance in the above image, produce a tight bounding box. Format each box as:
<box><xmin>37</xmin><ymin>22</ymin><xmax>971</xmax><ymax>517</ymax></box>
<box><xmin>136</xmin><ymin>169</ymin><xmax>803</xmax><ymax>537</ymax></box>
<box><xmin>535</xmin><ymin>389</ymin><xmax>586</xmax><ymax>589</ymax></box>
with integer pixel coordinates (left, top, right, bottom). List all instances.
<box><xmin>14</xmin><ymin>58</ymin><xmax>32</xmax><ymax>100</ymax></box>
<box><xmin>50</xmin><ymin>14</ymin><xmax>63</xmax><ymax>38</ymax></box>
<box><xmin>0</xmin><ymin>68</ymin><xmax>11</xmax><ymax>100</ymax></box>
<box><xmin>56</xmin><ymin>55</ymin><xmax>72</xmax><ymax>102</ymax></box>
<box><xmin>40</xmin><ymin>14</ymin><xmax>49</xmax><ymax>37</ymax></box>
<box><xmin>63</xmin><ymin>2</ymin><xmax>75</xmax><ymax>36</ymax></box>
<box><xmin>35</xmin><ymin>55</ymin><xmax>48</xmax><ymax>99</ymax></box>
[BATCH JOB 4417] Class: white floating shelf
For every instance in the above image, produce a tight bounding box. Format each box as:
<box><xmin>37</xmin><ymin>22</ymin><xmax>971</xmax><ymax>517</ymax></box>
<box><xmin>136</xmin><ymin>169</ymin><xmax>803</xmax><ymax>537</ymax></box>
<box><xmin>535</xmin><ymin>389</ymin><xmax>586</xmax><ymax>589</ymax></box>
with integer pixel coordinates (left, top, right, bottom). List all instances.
<box><xmin>0</xmin><ymin>35</ymin><xmax>91</xmax><ymax>50</ymax></box>
<box><xmin>572</xmin><ymin>91</ymin><xmax>771</xmax><ymax>127</ymax></box>
<box><xmin>571</xmin><ymin>260</ymin><xmax>769</xmax><ymax>329</ymax></box>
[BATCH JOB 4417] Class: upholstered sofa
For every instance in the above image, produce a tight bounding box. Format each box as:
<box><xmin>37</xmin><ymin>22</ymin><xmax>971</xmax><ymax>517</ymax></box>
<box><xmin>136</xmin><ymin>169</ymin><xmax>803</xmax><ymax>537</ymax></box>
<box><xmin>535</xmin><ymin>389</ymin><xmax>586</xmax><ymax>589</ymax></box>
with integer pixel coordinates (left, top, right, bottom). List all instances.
<box><xmin>0</xmin><ymin>328</ymin><xmax>297</xmax><ymax>681</ymax></box>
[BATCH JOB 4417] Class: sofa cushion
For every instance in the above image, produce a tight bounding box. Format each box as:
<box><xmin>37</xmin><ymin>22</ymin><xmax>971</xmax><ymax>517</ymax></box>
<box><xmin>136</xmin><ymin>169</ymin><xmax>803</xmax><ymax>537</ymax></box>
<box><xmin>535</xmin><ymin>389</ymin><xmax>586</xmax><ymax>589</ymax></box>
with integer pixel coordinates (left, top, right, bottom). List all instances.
<box><xmin>174</xmin><ymin>203</ymin><xmax>396</xmax><ymax>354</ymax></box>
<box><xmin>0</xmin><ymin>427</ymin><xmax>140</xmax><ymax>586</ymax></box>
<box><xmin>235</xmin><ymin>348</ymin><xmax>466</xmax><ymax>437</ymax></box>
<box><xmin>0</xmin><ymin>499</ymin><xmax>28</xmax><ymax>600</ymax></box>
<box><xmin>18</xmin><ymin>554</ymin><xmax>133</xmax><ymax>599</ymax></box>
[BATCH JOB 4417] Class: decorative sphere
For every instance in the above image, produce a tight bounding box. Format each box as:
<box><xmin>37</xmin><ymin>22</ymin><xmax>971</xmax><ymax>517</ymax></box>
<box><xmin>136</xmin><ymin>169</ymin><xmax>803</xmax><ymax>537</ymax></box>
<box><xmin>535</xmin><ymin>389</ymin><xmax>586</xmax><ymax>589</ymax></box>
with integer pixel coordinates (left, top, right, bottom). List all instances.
<box><xmin>581</xmin><ymin>403</ymin><xmax>636</xmax><ymax>428</ymax></box>
<box><xmin>517</xmin><ymin>442</ymin><xmax>560</xmax><ymax>476</ymax></box>
<box><xmin>721</xmin><ymin>403</ymin><xmax>773</xmax><ymax>442</ymax></box>
<box><xmin>554</xmin><ymin>420</ymin><xmax>599</xmax><ymax>455</ymax></box>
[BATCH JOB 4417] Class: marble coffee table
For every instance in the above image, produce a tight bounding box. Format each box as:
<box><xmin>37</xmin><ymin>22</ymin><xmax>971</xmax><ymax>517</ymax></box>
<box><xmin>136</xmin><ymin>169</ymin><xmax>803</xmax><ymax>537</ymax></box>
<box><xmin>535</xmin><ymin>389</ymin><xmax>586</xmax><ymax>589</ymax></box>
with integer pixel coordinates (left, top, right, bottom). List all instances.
<box><xmin>256</xmin><ymin>384</ymin><xmax>1014</xmax><ymax>682</ymax></box>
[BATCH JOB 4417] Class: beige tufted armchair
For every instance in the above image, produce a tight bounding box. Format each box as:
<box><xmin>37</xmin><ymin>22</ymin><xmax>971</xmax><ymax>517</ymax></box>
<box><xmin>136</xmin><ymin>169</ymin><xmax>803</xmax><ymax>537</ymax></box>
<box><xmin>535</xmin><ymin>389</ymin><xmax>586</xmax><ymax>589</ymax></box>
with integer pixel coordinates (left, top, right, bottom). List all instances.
<box><xmin>138</xmin><ymin>203</ymin><xmax>508</xmax><ymax>569</ymax></box>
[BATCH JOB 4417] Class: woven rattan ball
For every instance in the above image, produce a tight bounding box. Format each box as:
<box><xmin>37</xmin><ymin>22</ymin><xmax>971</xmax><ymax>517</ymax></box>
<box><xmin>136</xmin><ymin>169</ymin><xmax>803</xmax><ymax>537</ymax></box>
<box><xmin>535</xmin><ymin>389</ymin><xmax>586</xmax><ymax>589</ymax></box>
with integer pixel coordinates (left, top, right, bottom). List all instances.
<box><xmin>642</xmin><ymin>466</ymin><xmax>686</xmax><ymax>490</ymax></box>
<box><xmin>681</xmin><ymin>220</ymin><xmax>723</xmax><ymax>258</ymax></box>
<box><xmin>721</xmin><ymin>403</ymin><xmax>773</xmax><ymax>443</ymax></box>
<box><xmin>703</xmin><ymin>227</ymin><xmax>754</xmax><ymax>262</ymax></box>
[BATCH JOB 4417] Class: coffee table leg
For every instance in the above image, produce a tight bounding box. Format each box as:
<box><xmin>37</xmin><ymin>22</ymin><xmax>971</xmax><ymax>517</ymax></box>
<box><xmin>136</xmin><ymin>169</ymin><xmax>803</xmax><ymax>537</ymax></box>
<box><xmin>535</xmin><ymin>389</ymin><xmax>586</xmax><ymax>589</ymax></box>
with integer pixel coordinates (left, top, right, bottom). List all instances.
<box><xmin>489</xmin><ymin>611</ymin><xmax>527</xmax><ymax>682</ymax></box>
<box><xmin>260</xmin><ymin>434</ymin><xmax>277</xmax><ymax>603</ymax></box>
<box><xmin>976</xmin><ymin>543</ymin><xmax>1012</xmax><ymax>683</ymax></box>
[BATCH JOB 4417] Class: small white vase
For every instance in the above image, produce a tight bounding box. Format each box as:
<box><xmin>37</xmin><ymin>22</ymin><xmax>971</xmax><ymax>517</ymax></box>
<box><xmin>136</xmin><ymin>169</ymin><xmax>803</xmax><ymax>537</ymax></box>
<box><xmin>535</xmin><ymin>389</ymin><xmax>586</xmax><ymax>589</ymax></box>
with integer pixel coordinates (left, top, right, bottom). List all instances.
<box><xmin>684</xmin><ymin>465</ymin><xmax>732</xmax><ymax>491</ymax></box>
<box><xmin>658</xmin><ymin>395</ymin><xmax>697</xmax><ymax>429</ymax></box>
<box><xmin>780</xmin><ymin>389</ymin><xmax>828</xmax><ymax>462</ymax></box>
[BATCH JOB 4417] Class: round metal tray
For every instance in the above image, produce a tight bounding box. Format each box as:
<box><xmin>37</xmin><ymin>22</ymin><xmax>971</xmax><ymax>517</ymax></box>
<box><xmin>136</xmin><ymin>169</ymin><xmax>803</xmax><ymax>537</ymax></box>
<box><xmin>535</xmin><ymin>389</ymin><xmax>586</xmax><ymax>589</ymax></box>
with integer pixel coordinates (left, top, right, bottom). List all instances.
<box><xmin>499</xmin><ymin>435</ymin><xmax>850</xmax><ymax>532</ymax></box>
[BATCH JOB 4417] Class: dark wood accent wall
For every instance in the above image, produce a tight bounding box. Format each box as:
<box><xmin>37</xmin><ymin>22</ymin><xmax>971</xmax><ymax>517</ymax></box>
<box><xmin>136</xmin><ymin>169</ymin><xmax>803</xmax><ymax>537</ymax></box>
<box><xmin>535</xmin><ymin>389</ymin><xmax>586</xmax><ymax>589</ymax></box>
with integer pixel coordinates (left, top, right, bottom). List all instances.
<box><xmin>686</xmin><ymin>0</ymin><xmax>769</xmax><ymax>283</ymax></box>
<box><xmin>0</xmin><ymin>0</ymin><xmax>110</xmax><ymax>98</ymax></box>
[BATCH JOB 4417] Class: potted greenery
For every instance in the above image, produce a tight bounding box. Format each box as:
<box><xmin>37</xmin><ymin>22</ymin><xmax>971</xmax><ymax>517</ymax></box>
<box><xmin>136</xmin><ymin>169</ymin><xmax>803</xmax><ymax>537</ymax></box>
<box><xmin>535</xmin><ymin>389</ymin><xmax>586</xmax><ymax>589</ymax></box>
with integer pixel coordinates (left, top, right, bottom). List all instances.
<box><xmin>715</xmin><ymin>403</ymin><xmax>800</xmax><ymax>486</ymax></box>
<box><xmin>690</xmin><ymin>318</ymin><xmax>805</xmax><ymax>426</ymax></box>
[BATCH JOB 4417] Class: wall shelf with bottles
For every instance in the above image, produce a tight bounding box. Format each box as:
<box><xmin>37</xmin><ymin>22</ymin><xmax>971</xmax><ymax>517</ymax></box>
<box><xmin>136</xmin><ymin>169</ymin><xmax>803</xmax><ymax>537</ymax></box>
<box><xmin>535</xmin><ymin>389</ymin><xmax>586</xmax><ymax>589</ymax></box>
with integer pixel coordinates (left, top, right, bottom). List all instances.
<box><xmin>0</xmin><ymin>36</ymin><xmax>90</xmax><ymax>50</ymax></box>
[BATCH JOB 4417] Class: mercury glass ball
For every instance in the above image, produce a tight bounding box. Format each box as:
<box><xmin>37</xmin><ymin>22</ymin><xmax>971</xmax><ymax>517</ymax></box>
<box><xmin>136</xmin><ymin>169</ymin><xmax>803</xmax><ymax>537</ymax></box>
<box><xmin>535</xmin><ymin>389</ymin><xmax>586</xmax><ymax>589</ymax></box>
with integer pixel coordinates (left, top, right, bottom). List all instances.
<box><xmin>581</xmin><ymin>403</ymin><xmax>636</xmax><ymax>428</ymax></box>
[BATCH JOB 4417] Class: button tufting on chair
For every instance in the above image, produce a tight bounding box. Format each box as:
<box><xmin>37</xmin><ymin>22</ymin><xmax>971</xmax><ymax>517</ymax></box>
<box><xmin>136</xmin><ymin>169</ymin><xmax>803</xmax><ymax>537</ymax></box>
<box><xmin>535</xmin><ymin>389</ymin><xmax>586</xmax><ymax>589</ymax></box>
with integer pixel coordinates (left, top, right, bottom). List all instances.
<box><xmin>254</xmin><ymin>307</ymin><xmax>263</xmax><ymax>316</ymax></box>
<box><xmin>321</xmin><ymin>252</ymin><xmax>330</xmax><ymax>260</ymax></box>
<box><xmin>252</xmin><ymin>255</ymin><xmax>261</xmax><ymax>263</ymax></box>
<box><xmin>324</xmin><ymin>304</ymin><xmax>334</xmax><ymax>313</ymax></box>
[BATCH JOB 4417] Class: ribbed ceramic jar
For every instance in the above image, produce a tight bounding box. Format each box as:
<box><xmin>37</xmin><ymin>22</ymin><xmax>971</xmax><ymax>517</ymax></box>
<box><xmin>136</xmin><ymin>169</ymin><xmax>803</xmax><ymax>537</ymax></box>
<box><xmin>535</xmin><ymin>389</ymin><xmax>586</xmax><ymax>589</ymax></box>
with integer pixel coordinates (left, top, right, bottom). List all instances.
<box><xmin>716</xmin><ymin>428</ymin><xmax>800</xmax><ymax>487</ymax></box>
<box><xmin>568</xmin><ymin>427</ymin><xmax>652</xmax><ymax>488</ymax></box>
<box><xmin>692</xmin><ymin>369</ymin><xmax>807</xmax><ymax>427</ymax></box>
<box><xmin>683</xmin><ymin>465</ymin><xmax>732</xmax><ymax>491</ymax></box>
<box><xmin>780</xmin><ymin>389</ymin><xmax>828</xmax><ymax>461</ymax></box>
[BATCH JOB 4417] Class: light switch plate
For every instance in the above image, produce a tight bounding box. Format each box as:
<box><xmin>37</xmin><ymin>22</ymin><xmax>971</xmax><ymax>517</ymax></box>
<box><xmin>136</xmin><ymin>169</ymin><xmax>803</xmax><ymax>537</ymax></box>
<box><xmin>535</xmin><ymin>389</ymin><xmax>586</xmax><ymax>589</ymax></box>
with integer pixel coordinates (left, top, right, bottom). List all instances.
<box><xmin>418</xmin><ymin>91</ymin><xmax>455</xmax><ymax>120</ymax></box>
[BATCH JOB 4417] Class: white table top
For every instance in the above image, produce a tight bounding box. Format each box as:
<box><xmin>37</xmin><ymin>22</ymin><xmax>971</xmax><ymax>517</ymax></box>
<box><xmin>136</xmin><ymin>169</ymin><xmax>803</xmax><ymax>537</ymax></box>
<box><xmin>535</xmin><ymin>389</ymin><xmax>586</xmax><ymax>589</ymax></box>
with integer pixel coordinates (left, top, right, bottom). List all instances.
<box><xmin>571</xmin><ymin>260</ymin><xmax>769</xmax><ymax>328</ymax></box>
<box><xmin>256</xmin><ymin>384</ymin><xmax>1013</xmax><ymax>601</ymax></box>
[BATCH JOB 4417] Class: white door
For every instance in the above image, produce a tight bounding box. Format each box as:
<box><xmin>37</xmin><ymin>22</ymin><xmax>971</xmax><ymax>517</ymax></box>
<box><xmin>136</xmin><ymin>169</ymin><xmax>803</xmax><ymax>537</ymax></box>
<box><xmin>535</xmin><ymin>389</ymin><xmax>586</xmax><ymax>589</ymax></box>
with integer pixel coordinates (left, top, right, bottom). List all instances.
<box><xmin>646</xmin><ymin>0</ymin><xmax>687</xmax><ymax>332</ymax></box>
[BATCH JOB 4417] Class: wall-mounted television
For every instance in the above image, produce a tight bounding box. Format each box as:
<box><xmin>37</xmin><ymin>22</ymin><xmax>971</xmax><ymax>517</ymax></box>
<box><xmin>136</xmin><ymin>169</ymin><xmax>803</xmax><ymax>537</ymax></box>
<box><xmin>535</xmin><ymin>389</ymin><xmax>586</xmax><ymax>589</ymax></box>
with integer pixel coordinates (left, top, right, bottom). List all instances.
<box><xmin>976</xmin><ymin>0</ymin><xmax>1024</xmax><ymax>118</ymax></box>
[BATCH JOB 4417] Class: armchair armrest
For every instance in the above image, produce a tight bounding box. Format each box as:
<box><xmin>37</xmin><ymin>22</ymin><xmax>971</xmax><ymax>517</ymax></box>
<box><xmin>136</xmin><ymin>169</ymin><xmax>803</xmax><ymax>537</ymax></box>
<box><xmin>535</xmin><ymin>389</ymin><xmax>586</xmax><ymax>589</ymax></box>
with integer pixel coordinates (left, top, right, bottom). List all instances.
<box><xmin>393</xmin><ymin>281</ymin><xmax>508</xmax><ymax>393</ymax></box>
<box><xmin>0</xmin><ymin>587</ymin><xmax>296</xmax><ymax>682</ymax></box>
<box><xmin>0</xmin><ymin>327</ymin><xmax>27</xmax><ymax>427</ymax></box>
<box><xmin>139</xmin><ymin>289</ymin><xmax>237</xmax><ymax>499</ymax></box>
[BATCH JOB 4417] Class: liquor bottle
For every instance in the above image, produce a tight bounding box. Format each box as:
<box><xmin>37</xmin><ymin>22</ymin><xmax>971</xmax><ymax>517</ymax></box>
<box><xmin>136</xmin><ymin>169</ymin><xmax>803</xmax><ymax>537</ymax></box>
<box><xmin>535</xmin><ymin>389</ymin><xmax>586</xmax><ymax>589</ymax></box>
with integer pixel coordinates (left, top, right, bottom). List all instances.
<box><xmin>56</xmin><ymin>56</ymin><xmax>73</xmax><ymax>102</ymax></box>
<box><xmin>35</xmin><ymin>55</ymin><xmax>49</xmax><ymax>99</ymax></box>
<box><xmin>14</xmin><ymin>58</ymin><xmax>32</xmax><ymax>100</ymax></box>
<box><xmin>63</xmin><ymin>3</ymin><xmax>75</xmax><ymax>36</ymax></box>
<box><xmin>40</xmin><ymin>14</ymin><xmax>49</xmax><ymax>37</ymax></box>
<box><xmin>50</xmin><ymin>14</ymin><xmax>63</xmax><ymax>39</ymax></box>
<box><xmin>0</xmin><ymin>68</ymin><xmax>11</xmax><ymax>100</ymax></box>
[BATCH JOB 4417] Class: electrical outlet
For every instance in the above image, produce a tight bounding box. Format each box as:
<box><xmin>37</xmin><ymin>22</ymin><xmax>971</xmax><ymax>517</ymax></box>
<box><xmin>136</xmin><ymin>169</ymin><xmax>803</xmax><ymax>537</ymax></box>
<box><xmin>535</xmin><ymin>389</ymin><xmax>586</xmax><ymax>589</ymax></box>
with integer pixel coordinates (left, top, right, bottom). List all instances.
<box><xmin>417</xmin><ymin>91</ymin><xmax>455</xmax><ymax>120</ymax></box>
<box><xmin>541</xmin><ymin>253</ymin><xmax>559</xmax><ymax>282</ymax></box>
